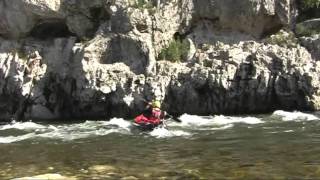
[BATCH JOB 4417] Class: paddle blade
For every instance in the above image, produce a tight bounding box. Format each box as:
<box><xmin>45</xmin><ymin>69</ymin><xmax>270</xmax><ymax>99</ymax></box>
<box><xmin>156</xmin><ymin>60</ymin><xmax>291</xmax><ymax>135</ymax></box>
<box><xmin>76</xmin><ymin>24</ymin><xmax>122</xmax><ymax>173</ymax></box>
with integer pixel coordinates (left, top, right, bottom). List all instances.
<box><xmin>167</xmin><ymin>114</ymin><xmax>181</xmax><ymax>122</ymax></box>
<box><xmin>173</xmin><ymin>118</ymin><xmax>182</xmax><ymax>123</ymax></box>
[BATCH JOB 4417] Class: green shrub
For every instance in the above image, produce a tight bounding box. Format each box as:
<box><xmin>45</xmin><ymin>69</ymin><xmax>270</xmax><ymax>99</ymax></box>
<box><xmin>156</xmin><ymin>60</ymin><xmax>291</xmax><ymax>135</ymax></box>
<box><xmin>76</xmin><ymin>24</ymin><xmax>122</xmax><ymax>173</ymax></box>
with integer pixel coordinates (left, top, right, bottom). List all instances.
<box><xmin>297</xmin><ymin>0</ymin><xmax>320</xmax><ymax>22</ymax></box>
<box><xmin>265</xmin><ymin>30</ymin><xmax>298</xmax><ymax>48</ymax></box>
<box><xmin>301</xmin><ymin>0</ymin><xmax>320</xmax><ymax>9</ymax></box>
<box><xmin>296</xmin><ymin>24</ymin><xmax>320</xmax><ymax>36</ymax></box>
<box><xmin>133</xmin><ymin>0</ymin><xmax>154</xmax><ymax>9</ymax></box>
<box><xmin>158</xmin><ymin>38</ymin><xmax>189</xmax><ymax>62</ymax></box>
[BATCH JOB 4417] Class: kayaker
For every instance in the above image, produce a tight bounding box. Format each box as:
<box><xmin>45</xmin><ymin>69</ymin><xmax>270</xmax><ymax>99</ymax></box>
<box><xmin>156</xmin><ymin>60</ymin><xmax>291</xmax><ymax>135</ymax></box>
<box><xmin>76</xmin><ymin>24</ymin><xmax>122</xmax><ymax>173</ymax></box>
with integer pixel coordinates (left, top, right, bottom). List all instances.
<box><xmin>134</xmin><ymin>100</ymin><xmax>166</xmax><ymax>129</ymax></box>
<box><xmin>142</xmin><ymin>101</ymin><xmax>153</xmax><ymax>118</ymax></box>
<box><xmin>149</xmin><ymin>100</ymin><xmax>165</xmax><ymax>120</ymax></box>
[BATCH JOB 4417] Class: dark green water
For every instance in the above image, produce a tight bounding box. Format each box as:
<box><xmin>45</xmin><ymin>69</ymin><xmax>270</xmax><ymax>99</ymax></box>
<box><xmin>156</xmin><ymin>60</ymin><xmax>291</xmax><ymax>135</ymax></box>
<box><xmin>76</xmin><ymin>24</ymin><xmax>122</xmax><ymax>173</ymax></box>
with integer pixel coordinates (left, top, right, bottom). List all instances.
<box><xmin>1</xmin><ymin>111</ymin><xmax>320</xmax><ymax>179</ymax></box>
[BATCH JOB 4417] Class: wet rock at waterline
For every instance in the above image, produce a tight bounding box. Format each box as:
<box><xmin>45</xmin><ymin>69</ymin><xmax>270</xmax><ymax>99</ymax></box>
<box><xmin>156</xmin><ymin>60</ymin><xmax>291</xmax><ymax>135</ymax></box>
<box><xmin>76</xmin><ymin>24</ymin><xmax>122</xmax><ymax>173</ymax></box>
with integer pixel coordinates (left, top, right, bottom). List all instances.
<box><xmin>0</xmin><ymin>0</ymin><xmax>320</xmax><ymax>120</ymax></box>
<box><xmin>88</xmin><ymin>165</ymin><xmax>118</xmax><ymax>174</ymax></box>
<box><xmin>12</xmin><ymin>173</ymin><xmax>77</xmax><ymax>180</ymax></box>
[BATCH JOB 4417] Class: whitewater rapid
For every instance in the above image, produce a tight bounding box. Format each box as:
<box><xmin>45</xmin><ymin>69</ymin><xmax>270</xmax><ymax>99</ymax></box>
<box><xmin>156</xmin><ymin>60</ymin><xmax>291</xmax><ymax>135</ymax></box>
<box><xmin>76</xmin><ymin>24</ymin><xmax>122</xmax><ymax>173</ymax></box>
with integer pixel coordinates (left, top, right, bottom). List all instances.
<box><xmin>0</xmin><ymin>110</ymin><xmax>319</xmax><ymax>143</ymax></box>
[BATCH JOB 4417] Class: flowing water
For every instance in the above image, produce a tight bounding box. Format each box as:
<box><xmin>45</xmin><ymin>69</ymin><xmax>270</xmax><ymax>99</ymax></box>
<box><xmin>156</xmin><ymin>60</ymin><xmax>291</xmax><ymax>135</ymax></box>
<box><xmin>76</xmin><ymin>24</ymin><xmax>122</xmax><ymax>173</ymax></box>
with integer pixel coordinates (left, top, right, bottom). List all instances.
<box><xmin>1</xmin><ymin>110</ymin><xmax>320</xmax><ymax>179</ymax></box>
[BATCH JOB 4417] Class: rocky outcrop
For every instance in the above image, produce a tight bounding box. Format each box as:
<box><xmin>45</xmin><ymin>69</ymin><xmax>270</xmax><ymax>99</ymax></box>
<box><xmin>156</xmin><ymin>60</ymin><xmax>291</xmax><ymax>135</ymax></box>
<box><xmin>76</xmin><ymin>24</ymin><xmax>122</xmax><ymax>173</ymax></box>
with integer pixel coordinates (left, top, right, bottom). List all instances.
<box><xmin>300</xmin><ymin>35</ymin><xmax>320</xmax><ymax>61</ymax></box>
<box><xmin>0</xmin><ymin>0</ymin><xmax>296</xmax><ymax>39</ymax></box>
<box><xmin>160</xmin><ymin>40</ymin><xmax>320</xmax><ymax>114</ymax></box>
<box><xmin>0</xmin><ymin>0</ymin><xmax>319</xmax><ymax>120</ymax></box>
<box><xmin>192</xmin><ymin>0</ymin><xmax>296</xmax><ymax>38</ymax></box>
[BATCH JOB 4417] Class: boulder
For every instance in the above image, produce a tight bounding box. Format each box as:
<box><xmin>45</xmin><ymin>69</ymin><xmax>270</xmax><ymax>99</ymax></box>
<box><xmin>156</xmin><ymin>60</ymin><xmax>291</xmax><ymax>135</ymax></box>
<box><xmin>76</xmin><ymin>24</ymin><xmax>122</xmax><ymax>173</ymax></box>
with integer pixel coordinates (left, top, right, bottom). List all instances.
<box><xmin>12</xmin><ymin>173</ymin><xmax>77</xmax><ymax>180</ymax></box>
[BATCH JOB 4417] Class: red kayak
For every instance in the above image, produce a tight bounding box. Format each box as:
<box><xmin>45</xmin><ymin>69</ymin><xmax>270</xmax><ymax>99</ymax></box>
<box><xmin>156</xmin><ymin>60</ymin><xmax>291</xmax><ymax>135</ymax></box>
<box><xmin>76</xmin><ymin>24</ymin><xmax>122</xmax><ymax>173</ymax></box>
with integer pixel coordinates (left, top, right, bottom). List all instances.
<box><xmin>134</xmin><ymin>114</ymin><xmax>162</xmax><ymax>131</ymax></box>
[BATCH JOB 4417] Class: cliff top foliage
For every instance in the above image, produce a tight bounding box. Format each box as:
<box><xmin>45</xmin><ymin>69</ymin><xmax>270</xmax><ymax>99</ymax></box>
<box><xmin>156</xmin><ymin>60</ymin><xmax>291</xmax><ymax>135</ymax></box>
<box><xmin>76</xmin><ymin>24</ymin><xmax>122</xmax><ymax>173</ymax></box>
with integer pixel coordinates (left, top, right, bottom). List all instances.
<box><xmin>297</xmin><ymin>0</ymin><xmax>320</xmax><ymax>22</ymax></box>
<box><xmin>301</xmin><ymin>0</ymin><xmax>320</xmax><ymax>9</ymax></box>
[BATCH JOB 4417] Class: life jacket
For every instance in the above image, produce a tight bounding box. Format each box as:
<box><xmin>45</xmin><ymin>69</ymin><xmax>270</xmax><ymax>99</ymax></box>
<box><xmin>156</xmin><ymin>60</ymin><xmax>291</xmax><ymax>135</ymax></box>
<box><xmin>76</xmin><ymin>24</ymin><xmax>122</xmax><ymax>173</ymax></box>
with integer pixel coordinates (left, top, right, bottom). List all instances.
<box><xmin>152</xmin><ymin>108</ymin><xmax>162</xmax><ymax>119</ymax></box>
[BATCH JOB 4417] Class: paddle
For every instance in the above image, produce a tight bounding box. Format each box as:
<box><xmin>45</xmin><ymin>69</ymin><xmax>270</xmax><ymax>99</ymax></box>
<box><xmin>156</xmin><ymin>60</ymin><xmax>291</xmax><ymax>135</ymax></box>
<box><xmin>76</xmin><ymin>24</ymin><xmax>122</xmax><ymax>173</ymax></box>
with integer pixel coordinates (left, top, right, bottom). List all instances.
<box><xmin>166</xmin><ymin>114</ymin><xmax>182</xmax><ymax>123</ymax></box>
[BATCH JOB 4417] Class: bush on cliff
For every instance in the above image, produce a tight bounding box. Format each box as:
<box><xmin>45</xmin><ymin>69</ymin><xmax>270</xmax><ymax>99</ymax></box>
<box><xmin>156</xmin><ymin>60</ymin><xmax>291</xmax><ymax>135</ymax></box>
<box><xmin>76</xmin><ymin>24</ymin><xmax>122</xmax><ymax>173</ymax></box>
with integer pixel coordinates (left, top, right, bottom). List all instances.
<box><xmin>301</xmin><ymin>0</ymin><xmax>320</xmax><ymax>9</ymax></box>
<box><xmin>158</xmin><ymin>38</ymin><xmax>189</xmax><ymax>62</ymax></box>
<box><xmin>297</xmin><ymin>0</ymin><xmax>320</xmax><ymax>22</ymax></box>
<box><xmin>265</xmin><ymin>29</ymin><xmax>298</xmax><ymax>48</ymax></box>
<box><xmin>134</xmin><ymin>0</ymin><xmax>154</xmax><ymax>9</ymax></box>
<box><xmin>296</xmin><ymin>24</ymin><xmax>320</xmax><ymax>37</ymax></box>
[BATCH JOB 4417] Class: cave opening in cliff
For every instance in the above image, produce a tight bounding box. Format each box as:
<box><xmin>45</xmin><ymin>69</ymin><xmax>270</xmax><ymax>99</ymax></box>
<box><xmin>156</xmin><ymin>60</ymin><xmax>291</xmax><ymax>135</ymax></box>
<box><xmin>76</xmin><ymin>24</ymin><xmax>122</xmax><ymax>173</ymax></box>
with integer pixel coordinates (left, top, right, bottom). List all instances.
<box><xmin>29</xmin><ymin>20</ymin><xmax>76</xmax><ymax>40</ymax></box>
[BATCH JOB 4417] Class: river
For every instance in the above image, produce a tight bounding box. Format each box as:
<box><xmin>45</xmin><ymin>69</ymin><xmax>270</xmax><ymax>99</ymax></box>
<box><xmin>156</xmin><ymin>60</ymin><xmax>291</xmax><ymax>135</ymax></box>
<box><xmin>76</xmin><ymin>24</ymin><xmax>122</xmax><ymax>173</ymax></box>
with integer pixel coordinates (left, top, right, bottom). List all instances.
<box><xmin>1</xmin><ymin>110</ymin><xmax>320</xmax><ymax>179</ymax></box>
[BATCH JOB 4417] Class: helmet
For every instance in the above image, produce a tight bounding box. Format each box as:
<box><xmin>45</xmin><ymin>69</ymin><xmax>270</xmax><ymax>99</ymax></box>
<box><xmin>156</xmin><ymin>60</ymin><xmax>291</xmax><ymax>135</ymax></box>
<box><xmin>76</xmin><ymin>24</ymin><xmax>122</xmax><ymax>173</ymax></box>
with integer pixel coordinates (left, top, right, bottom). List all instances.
<box><xmin>152</xmin><ymin>100</ymin><xmax>161</xmax><ymax>108</ymax></box>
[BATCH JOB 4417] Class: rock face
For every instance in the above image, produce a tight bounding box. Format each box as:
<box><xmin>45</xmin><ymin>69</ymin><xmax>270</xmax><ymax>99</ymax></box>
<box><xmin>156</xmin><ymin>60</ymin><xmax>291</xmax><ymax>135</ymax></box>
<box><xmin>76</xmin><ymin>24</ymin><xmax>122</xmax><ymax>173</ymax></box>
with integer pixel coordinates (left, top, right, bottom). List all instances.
<box><xmin>300</xmin><ymin>35</ymin><xmax>320</xmax><ymax>61</ymax></box>
<box><xmin>0</xmin><ymin>0</ymin><xmax>319</xmax><ymax>120</ymax></box>
<box><xmin>193</xmin><ymin>0</ymin><xmax>295</xmax><ymax>37</ymax></box>
<box><xmin>161</xmin><ymin>41</ymin><xmax>320</xmax><ymax>115</ymax></box>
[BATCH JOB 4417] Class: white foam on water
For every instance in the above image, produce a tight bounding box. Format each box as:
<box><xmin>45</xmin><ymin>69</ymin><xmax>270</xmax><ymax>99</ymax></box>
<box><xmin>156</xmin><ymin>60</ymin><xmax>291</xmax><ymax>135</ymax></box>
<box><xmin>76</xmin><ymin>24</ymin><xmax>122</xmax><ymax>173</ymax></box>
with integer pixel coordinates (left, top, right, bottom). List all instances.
<box><xmin>268</xmin><ymin>129</ymin><xmax>296</xmax><ymax>134</ymax></box>
<box><xmin>284</xmin><ymin>130</ymin><xmax>294</xmax><ymax>133</ymax></box>
<box><xmin>212</xmin><ymin>115</ymin><xmax>263</xmax><ymax>125</ymax></box>
<box><xmin>171</xmin><ymin>114</ymin><xmax>263</xmax><ymax>129</ymax></box>
<box><xmin>272</xmin><ymin>110</ymin><xmax>319</xmax><ymax>121</ymax></box>
<box><xmin>268</xmin><ymin>131</ymin><xmax>280</xmax><ymax>134</ymax></box>
<box><xmin>103</xmin><ymin>118</ymin><xmax>132</xmax><ymax>130</ymax></box>
<box><xmin>0</xmin><ymin>133</ymin><xmax>36</xmax><ymax>143</ymax></box>
<box><xmin>149</xmin><ymin>127</ymin><xmax>192</xmax><ymax>138</ymax></box>
<box><xmin>95</xmin><ymin>128</ymin><xmax>124</xmax><ymax>136</ymax></box>
<box><xmin>0</xmin><ymin>121</ymin><xmax>46</xmax><ymax>131</ymax></box>
<box><xmin>177</xmin><ymin>114</ymin><xmax>213</xmax><ymax>126</ymax></box>
<box><xmin>211</xmin><ymin>124</ymin><xmax>234</xmax><ymax>130</ymax></box>
<box><xmin>48</xmin><ymin>125</ymin><xmax>59</xmax><ymax>131</ymax></box>
<box><xmin>0</xmin><ymin>113</ymin><xmax>266</xmax><ymax>143</ymax></box>
<box><xmin>37</xmin><ymin>119</ymin><xmax>132</xmax><ymax>141</ymax></box>
<box><xmin>37</xmin><ymin>128</ymin><xmax>122</xmax><ymax>141</ymax></box>
<box><xmin>0</xmin><ymin>119</ymin><xmax>134</xmax><ymax>143</ymax></box>
<box><xmin>37</xmin><ymin>130</ymin><xmax>89</xmax><ymax>141</ymax></box>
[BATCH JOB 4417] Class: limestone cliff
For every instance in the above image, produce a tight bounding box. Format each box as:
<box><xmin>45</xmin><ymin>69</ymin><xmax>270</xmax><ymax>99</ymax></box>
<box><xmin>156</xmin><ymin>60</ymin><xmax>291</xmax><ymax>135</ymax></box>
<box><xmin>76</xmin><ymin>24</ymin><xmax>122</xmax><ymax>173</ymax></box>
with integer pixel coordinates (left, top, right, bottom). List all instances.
<box><xmin>0</xmin><ymin>0</ymin><xmax>319</xmax><ymax>120</ymax></box>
